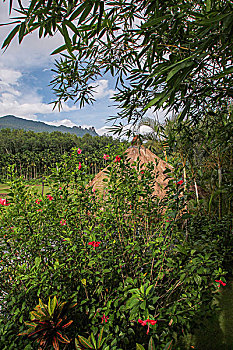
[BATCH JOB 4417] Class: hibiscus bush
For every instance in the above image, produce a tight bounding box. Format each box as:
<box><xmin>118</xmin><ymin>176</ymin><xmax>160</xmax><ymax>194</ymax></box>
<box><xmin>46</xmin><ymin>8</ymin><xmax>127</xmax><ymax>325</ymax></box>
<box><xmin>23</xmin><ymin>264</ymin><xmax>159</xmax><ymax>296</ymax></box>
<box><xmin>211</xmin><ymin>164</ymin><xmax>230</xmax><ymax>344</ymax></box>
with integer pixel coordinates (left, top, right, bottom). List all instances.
<box><xmin>0</xmin><ymin>149</ymin><xmax>229</xmax><ymax>349</ymax></box>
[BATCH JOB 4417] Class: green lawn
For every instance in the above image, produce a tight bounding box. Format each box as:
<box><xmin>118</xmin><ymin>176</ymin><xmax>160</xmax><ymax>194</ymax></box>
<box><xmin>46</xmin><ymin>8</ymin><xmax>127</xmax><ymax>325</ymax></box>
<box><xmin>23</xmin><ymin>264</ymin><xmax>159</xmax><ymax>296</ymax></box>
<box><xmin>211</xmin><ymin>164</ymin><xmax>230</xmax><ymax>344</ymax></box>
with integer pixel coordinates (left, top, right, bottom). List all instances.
<box><xmin>0</xmin><ymin>182</ymin><xmax>50</xmax><ymax>196</ymax></box>
<box><xmin>0</xmin><ymin>183</ymin><xmax>10</xmax><ymax>195</ymax></box>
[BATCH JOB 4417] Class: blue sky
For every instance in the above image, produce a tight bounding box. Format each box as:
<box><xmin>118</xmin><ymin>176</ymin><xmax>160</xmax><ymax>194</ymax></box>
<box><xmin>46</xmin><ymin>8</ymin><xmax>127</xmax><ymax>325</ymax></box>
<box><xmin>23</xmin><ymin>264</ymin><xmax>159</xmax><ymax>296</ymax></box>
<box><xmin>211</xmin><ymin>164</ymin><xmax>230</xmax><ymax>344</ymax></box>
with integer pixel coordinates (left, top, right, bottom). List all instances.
<box><xmin>0</xmin><ymin>3</ymin><xmax>120</xmax><ymax>135</ymax></box>
<box><xmin>0</xmin><ymin>2</ymin><xmax>163</xmax><ymax>136</ymax></box>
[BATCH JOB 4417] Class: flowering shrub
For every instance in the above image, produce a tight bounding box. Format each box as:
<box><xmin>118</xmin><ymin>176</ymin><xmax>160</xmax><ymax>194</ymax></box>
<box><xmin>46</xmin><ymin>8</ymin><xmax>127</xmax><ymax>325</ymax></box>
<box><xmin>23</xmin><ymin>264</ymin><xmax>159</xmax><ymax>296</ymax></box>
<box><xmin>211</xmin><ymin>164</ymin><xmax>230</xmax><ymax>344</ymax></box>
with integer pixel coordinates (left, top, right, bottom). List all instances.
<box><xmin>0</xmin><ymin>152</ymin><xmax>230</xmax><ymax>349</ymax></box>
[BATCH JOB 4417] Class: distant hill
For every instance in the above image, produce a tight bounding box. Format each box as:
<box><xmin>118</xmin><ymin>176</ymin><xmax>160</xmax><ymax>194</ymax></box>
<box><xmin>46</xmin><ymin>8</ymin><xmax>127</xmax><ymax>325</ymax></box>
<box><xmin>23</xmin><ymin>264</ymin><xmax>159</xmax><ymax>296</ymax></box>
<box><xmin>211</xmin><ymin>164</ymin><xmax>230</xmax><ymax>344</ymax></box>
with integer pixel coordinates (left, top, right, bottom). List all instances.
<box><xmin>0</xmin><ymin>115</ymin><xmax>98</xmax><ymax>137</ymax></box>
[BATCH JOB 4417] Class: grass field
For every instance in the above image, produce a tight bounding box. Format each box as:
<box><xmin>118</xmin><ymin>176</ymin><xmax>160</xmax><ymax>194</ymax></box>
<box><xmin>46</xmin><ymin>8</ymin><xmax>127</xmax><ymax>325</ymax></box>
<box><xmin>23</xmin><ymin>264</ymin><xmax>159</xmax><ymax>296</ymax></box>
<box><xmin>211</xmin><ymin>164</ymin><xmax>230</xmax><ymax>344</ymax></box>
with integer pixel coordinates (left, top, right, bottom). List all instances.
<box><xmin>0</xmin><ymin>182</ymin><xmax>50</xmax><ymax>196</ymax></box>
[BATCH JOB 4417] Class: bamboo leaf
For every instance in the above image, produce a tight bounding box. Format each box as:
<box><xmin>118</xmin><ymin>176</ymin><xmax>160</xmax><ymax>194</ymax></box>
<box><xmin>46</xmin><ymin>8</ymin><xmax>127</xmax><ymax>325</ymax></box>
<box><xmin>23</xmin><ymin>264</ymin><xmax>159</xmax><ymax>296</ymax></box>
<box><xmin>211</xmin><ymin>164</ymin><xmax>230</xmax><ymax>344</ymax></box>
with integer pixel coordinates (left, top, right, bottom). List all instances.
<box><xmin>97</xmin><ymin>1</ymin><xmax>104</xmax><ymax>33</ymax></box>
<box><xmin>60</xmin><ymin>23</ymin><xmax>73</xmax><ymax>55</ymax></box>
<box><xmin>18</xmin><ymin>22</ymin><xmax>26</xmax><ymax>43</ymax></box>
<box><xmin>78</xmin><ymin>3</ymin><xmax>93</xmax><ymax>24</ymax></box>
<box><xmin>51</xmin><ymin>44</ymin><xmax>67</xmax><ymax>55</ymax></box>
<box><xmin>2</xmin><ymin>25</ymin><xmax>20</xmax><ymax>49</ymax></box>
<box><xmin>69</xmin><ymin>3</ymin><xmax>87</xmax><ymax>21</ymax></box>
<box><xmin>166</xmin><ymin>61</ymin><xmax>194</xmax><ymax>82</ymax></box>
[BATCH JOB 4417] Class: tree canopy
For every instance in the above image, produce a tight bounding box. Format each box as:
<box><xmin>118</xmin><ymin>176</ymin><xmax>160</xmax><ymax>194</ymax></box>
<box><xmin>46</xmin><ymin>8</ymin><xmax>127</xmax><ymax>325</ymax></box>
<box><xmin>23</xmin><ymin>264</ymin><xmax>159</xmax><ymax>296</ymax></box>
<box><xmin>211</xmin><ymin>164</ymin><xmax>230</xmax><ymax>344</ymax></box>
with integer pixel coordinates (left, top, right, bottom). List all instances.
<box><xmin>2</xmin><ymin>0</ymin><xmax>233</xmax><ymax>132</ymax></box>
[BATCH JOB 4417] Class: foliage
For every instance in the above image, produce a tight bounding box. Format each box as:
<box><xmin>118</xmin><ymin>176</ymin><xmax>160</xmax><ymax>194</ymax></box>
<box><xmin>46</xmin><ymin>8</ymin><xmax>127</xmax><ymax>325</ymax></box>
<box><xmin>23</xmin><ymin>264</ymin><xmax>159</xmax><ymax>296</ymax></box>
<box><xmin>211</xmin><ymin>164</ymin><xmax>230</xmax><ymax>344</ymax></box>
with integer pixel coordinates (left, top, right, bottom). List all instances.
<box><xmin>2</xmin><ymin>0</ymin><xmax>233</xmax><ymax>130</ymax></box>
<box><xmin>0</xmin><ymin>150</ymin><xmax>230</xmax><ymax>349</ymax></box>
<box><xmin>75</xmin><ymin>328</ymin><xmax>106</xmax><ymax>350</ymax></box>
<box><xmin>19</xmin><ymin>296</ymin><xmax>75</xmax><ymax>350</ymax></box>
<box><xmin>0</xmin><ymin>128</ymin><xmax>125</xmax><ymax>180</ymax></box>
<box><xmin>136</xmin><ymin>337</ymin><xmax>173</xmax><ymax>350</ymax></box>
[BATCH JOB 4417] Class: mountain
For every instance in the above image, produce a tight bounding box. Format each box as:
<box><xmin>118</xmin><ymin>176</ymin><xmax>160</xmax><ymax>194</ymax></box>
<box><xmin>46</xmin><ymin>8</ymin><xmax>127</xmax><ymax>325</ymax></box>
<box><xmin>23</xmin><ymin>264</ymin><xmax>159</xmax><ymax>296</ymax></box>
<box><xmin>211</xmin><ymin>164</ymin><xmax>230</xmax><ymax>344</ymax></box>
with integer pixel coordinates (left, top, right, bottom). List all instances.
<box><xmin>0</xmin><ymin>115</ymin><xmax>98</xmax><ymax>137</ymax></box>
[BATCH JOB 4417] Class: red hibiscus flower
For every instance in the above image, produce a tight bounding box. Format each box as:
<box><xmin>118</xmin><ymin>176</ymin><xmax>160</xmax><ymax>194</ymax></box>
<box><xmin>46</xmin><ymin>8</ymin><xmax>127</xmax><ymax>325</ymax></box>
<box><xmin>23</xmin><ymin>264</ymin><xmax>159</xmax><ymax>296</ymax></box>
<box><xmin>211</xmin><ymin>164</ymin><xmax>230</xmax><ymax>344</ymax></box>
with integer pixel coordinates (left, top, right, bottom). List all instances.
<box><xmin>35</xmin><ymin>199</ymin><xmax>42</xmax><ymax>204</ymax></box>
<box><xmin>215</xmin><ymin>279</ymin><xmax>226</xmax><ymax>287</ymax></box>
<box><xmin>138</xmin><ymin>319</ymin><xmax>157</xmax><ymax>334</ymax></box>
<box><xmin>115</xmin><ymin>155</ymin><xmax>121</xmax><ymax>162</ymax></box>
<box><xmin>47</xmin><ymin>195</ymin><xmax>54</xmax><ymax>201</ymax></box>
<box><xmin>78</xmin><ymin>162</ymin><xmax>82</xmax><ymax>170</ymax></box>
<box><xmin>77</xmin><ymin>148</ymin><xmax>82</xmax><ymax>154</ymax></box>
<box><xmin>101</xmin><ymin>314</ymin><xmax>109</xmax><ymax>323</ymax></box>
<box><xmin>0</xmin><ymin>198</ymin><xmax>10</xmax><ymax>206</ymax></box>
<box><xmin>103</xmin><ymin>154</ymin><xmax>109</xmax><ymax>160</ymax></box>
<box><xmin>177</xmin><ymin>180</ymin><xmax>184</xmax><ymax>185</ymax></box>
<box><xmin>88</xmin><ymin>241</ymin><xmax>101</xmax><ymax>249</ymax></box>
<box><xmin>60</xmin><ymin>219</ymin><xmax>67</xmax><ymax>226</ymax></box>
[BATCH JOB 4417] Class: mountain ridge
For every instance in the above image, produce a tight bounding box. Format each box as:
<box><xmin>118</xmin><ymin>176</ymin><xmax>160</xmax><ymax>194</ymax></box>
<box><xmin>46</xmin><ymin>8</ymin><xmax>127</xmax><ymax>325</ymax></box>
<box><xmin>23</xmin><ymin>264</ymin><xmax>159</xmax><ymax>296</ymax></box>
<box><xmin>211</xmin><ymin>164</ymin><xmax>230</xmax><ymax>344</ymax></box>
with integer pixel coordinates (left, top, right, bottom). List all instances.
<box><xmin>0</xmin><ymin>115</ymin><xmax>98</xmax><ymax>137</ymax></box>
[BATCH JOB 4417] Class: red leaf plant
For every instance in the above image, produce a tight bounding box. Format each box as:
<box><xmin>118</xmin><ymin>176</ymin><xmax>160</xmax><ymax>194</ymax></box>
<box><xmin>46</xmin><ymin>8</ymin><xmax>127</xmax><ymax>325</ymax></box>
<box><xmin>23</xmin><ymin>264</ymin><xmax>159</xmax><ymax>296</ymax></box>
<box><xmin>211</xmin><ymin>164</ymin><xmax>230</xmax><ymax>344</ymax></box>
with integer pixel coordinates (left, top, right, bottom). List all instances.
<box><xmin>19</xmin><ymin>296</ymin><xmax>76</xmax><ymax>350</ymax></box>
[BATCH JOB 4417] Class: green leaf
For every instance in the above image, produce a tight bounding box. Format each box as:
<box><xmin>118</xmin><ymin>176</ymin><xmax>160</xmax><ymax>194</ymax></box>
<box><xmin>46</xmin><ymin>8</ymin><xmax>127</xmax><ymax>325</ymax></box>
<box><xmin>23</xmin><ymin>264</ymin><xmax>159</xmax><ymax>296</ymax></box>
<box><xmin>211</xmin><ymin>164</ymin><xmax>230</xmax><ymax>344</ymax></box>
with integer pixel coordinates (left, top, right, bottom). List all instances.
<box><xmin>78</xmin><ymin>335</ymin><xmax>94</xmax><ymax>349</ymax></box>
<box><xmin>91</xmin><ymin>333</ymin><xmax>97</xmax><ymax>349</ymax></box>
<box><xmin>75</xmin><ymin>338</ymin><xmax>82</xmax><ymax>350</ymax></box>
<box><xmin>145</xmin><ymin>91</ymin><xmax>168</xmax><ymax>110</ymax></box>
<box><xmin>166</xmin><ymin>61</ymin><xmax>194</xmax><ymax>82</ymax></box>
<box><xmin>35</xmin><ymin>256</ymin><xmax>41</xmax><ymax>268</ymax></box>
<box><xmin>69</xmin><ymin>3</ymin><xmax>87</xmax><ymax>21</ymax></box>
<box><xmin>97</xmin><ymin>1</ymin><xmax>104</xmax><ymax>33</ymax></box>
<box><xmin>142</xmin><ymin>15</ymin><xmax>171</xmax><ymax>28</ymax></box>
<box><xmin>148</xmin><ymin>337</ymin><xmax>156</xmax><ymax>350</ymax></box>
<box><xmin>163</xmin><ymin>340</ymin><xmax>173</xmax><ymax>350</ymax></box>
<box><xmin>136</xmin><ymin>344</ymin><xmax>145</xmax><ymax>350</ymax></box>
<box><xmin>146</xmin><ymin>285</ymin><xmax>153</xmax><ymax>296</ymax></box>
<box><xmin>78</xmin><ymin>3</ymin><xmax>93</xmax><ymax>24</ymax></box>
<box><xmin>61</xmin><ymin>23</ymin><xmax>73</xmax><ymax>55</ymax></box>
<box><xmin>206</xmin><ymin>0</ymin><xmax>211</xmax><ymax>12</ymax></box>
<box><xmin>2</xmin><ymin>25</ymin><xmax>20</xmax><ymax>49</ymax></box>
<box><xmin>97</xmin><ymin>327</ymin><xmax>104</xmax><ymax>349</ymax></box>
<box><xmin>50</xmin><ymin>296</ymin><xmax>57</xmax><ymax>316</ymax></box>
<box><xmin>126</xmin><ymin>296</ymin><xmax>139</xmax><ymax>309</ymax></box>
<box><xmin>51</xmin><ymin>44</ymin><xmax>67</xmax><ymax>55</ymax></box>
<box><xmin>19</xmin><ymin>22</ymin><xmax>26</xmax><ymax>44</ymax></box>
<box><xmin>140</xmin><ymin>300</ymin><xmax>146</xmax><ymax>310</ymax></box>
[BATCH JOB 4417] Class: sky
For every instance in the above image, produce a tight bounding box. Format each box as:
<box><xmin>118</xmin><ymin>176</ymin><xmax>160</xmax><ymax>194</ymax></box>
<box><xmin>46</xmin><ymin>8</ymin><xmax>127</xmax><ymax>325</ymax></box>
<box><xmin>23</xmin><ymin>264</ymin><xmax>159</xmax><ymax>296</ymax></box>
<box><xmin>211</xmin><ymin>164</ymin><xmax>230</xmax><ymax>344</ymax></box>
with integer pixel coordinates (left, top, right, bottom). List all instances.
<box><xmin>0</xmin><ymin>2</ymin><xmax>160</xmax><ymax>136</ymax></box>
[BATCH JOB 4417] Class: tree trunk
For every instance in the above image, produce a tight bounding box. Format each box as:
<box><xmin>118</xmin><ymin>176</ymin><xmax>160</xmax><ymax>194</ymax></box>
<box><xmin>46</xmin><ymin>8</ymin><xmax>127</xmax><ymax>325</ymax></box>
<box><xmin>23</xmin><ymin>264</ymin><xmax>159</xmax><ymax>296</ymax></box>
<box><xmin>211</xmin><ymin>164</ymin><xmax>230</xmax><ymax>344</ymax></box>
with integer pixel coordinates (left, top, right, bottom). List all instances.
<box><xmin>194</xmin><ymin>178</ymin><xmax>199</xmax><ymax>205</ymax></box>
<box><xmin>217</xmin><ymin>155</ymin><xmax>222</xmax><ymax>219</ymax></box>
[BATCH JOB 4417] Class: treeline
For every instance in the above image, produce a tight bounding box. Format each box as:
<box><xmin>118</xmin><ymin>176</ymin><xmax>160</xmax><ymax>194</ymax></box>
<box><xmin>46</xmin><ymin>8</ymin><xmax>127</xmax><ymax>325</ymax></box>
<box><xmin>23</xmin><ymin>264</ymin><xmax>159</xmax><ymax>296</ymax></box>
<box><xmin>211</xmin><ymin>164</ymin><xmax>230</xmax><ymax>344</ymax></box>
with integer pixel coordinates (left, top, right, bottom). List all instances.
<box><xmin>0</xmin><ymin>129</ymin><xmax>126</xmax><ymax>180</ymax></box>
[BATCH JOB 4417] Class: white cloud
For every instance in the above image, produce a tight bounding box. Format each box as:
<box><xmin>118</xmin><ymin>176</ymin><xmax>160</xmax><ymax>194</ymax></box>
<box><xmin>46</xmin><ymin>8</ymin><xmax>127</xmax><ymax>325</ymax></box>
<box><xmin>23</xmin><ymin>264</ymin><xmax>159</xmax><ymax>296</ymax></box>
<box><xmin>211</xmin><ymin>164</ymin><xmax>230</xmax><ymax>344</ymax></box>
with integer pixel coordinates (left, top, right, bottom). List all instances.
<box><xmin>0</xmin><ymin>67</ymin><xmax>22</xmax><ymax>85</ymax></box>
<box><xmin>0</xmin><ymin>3</ymin><xmax>64</xmax><ymax>70</ymax></box>
<box><xmin>90</xmin><ymin>80</ymin><xmax>116</xmax><ymax>99</ymax></box>
<box><xmin>96</xmin><ymin>126</ymin><xmax>111</xmax><ymax>136</ymax></box>
<box><xmin>139</xmin><ymin>125</ymin><xmax>154</xmax><ymax>134</ymax></box>
<box><xmin>0</xmin><ymin>60</ymin><xmax>77</xmax><ymax>120</ymax></box>
<box><xmin>45</xmin><ymin>119</ymin><xmax>78</xmax><ymax>128</ymax></box>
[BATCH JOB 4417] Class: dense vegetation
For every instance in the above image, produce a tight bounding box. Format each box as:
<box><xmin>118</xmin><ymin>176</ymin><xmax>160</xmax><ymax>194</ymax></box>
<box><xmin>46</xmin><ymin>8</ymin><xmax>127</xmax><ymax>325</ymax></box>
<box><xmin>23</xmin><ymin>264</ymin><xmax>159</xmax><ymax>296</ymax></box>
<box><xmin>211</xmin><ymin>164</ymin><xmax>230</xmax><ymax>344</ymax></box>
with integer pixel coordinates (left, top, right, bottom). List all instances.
<box><xmin>0</xmin><ymin>128</ymin><xmax>125</xmax><ymax>180</ymax></box>
<box><xmin>1</xmin><ymin>1</ymin><xmax>233</xmax><ymax>349</ymax></box>
<box><xmin>0</xmin><ymin>116</ymin><xmax>98</xmax><ymax>137</ymax></box>
<box><xmin>0</xmin><ymin>109</ymin><xmax>232</xmax><ymax>349</ymax></box>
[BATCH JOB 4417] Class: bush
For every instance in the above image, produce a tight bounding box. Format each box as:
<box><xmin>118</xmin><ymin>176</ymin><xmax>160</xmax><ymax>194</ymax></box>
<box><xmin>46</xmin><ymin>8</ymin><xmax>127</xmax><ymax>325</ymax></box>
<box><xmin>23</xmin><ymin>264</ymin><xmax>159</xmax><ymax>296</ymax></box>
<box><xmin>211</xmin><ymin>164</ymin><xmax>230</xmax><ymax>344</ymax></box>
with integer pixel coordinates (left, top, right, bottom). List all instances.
<box><xmin>0</xmin><ymin>151</ymin><xmax>228</xmax><ymax>349</ymax></box>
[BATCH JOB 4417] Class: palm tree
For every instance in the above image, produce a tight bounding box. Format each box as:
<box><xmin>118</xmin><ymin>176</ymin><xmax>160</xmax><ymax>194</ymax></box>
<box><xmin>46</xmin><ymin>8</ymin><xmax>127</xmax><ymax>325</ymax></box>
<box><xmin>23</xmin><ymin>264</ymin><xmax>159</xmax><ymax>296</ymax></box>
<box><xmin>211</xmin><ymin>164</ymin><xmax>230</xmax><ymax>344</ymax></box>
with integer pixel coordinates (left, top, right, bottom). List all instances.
<box><xmin>139</xmin><ymin>117</ymin><xmax>168</xmax><ymax>160</ymax></box>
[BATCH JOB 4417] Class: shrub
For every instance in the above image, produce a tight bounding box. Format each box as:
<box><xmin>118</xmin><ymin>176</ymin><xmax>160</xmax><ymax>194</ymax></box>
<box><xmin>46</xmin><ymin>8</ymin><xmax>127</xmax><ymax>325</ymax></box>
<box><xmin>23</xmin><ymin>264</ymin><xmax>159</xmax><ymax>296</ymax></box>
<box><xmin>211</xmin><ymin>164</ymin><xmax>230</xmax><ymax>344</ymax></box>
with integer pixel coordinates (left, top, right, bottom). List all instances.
<box><xmin>0</xmin><ymin>152</ymin><xmax>227</xmax><ymax>349</ymax></box>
